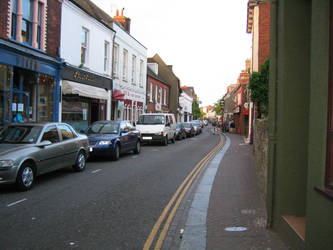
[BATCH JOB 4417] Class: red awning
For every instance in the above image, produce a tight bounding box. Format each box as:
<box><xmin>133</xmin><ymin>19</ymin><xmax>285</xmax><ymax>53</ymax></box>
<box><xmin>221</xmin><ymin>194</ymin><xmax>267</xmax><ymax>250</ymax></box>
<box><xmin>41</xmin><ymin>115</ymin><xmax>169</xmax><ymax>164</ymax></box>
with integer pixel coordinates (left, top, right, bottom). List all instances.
<box><xmin>113</xmin><ymin>89</ymin><xmax>125</xmax><ymax>100</ymax></box>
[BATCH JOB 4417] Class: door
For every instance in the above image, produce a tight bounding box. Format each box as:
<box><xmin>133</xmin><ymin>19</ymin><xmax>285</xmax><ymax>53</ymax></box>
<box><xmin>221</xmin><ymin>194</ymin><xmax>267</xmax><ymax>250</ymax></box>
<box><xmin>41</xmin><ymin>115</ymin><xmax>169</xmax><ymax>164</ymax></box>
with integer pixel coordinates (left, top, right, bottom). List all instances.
<box><xmin>91</xmin><ymin>103</ymin><xmax>99</xmax><ymax>123</ymax></box>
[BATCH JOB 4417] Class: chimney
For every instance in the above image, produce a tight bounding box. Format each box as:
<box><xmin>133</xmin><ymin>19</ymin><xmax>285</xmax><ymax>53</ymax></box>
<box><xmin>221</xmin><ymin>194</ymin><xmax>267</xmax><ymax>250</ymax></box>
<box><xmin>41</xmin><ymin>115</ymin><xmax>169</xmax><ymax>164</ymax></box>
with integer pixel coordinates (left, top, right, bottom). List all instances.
<box><xmin>113</xmin><ymin>8</ymin><xmax>131</xmax><ymax>33</ymax></box>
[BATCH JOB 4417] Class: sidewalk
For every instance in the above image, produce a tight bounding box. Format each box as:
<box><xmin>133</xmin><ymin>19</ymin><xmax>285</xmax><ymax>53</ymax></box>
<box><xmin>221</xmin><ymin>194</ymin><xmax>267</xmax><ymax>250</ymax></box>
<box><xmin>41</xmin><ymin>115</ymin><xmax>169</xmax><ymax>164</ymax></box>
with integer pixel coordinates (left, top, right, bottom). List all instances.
<box><xmin>180</xmin><ymin>133</ymin><xmax>288</xmax><ymax>250</ymax></box>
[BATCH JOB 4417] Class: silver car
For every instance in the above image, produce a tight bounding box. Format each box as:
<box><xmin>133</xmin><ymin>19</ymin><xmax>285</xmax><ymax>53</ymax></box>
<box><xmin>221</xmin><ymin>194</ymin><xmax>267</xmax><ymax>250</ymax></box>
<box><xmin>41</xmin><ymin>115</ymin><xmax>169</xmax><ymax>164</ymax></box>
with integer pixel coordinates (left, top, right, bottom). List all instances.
<box><xmin>0</xmin><ymin>123</ymin><xmax>89</xmax><ymax>191</ymax></box>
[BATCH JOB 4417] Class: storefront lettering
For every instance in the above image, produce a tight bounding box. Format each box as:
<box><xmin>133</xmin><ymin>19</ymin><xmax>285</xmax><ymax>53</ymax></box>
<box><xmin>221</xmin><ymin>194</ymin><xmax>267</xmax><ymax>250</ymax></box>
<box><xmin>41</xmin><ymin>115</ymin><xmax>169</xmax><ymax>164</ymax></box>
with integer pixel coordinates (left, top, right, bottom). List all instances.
<box><xmin>18</xmin><ymin>56</ymin><xmax>40</xmax><ymax>71</ymax></box>
<box><xmin>73</xmin><ymin>71</ymin><xmax>96</xmax><ymax>82</ymax></box>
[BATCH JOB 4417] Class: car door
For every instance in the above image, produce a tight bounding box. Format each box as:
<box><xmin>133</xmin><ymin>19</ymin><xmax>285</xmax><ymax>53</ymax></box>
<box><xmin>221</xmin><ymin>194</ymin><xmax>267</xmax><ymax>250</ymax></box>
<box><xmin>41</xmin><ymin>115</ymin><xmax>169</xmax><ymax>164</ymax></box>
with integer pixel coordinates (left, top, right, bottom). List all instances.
<box><xmin>37</xmin><ymin>125</ymin><xmax>63</xmax><ymax>174</ymax></box>
<box><xmin>119</xmin><ymin>122</ymin><xmax>130</xmax><ymax>152</ymax></box>
<box><xmin>58</xmin><ymin>124</ymin><xmax>78</xmax><ymax>167</ymax></box>
<box><xmin>126</xmin><ymin>122</ymin><xmax>137</xmax><ymax>149</ymax></box>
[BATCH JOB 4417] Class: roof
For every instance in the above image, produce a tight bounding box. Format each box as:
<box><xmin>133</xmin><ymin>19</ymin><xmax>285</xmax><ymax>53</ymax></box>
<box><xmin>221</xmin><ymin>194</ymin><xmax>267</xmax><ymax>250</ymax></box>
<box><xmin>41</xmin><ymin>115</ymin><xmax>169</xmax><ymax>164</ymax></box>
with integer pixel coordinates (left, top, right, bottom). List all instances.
<box><xmin>147</xmin><ymin>66</ymin><xmax>170</xmax><ymax>87</ymax></box>
<box><xmin>70</xmin><ymin>0</ymin><xmax>114</xmax><ymax>30</ymax></box>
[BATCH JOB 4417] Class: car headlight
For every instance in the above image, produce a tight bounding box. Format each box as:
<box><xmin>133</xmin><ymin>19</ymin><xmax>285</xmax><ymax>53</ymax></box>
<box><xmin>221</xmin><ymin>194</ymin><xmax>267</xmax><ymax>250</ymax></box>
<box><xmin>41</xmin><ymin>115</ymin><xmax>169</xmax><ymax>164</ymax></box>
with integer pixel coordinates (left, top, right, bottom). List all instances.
<box><xmin>0</xmin><ymin>160</ymin><xmax>14</xmax><ymax>168</ymax></box>
<box><xmin>98</xmin><ymin>141</ymin><xmax>112</xmax><ymax>145</ymax></box>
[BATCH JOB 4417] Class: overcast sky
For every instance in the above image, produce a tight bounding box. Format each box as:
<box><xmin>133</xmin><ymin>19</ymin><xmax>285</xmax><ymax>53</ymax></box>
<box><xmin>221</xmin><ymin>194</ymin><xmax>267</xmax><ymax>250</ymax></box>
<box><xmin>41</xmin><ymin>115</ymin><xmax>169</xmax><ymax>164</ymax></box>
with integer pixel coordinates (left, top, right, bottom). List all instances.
<box><xmin>91</xmin><ymin>0</ymin><xmax>252</xmax><ymax>107</ymax></box>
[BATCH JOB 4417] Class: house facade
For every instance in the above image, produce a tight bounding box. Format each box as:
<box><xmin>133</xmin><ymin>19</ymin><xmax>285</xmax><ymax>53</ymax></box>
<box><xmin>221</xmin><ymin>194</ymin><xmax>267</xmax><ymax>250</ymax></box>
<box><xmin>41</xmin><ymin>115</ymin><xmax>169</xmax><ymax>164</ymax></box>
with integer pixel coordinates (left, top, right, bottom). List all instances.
<box><xmin>179</xmin><ymin>86</ymin><xmax>193</xmax><ymax>122</ymax></box>
<box><xmin>111</xmin><ymin>11</ymin><xmax>147</xmax><ymax>123</ymax></box>
<box><xmin>267</xmin><ymin>1</ymin><xmax>333</xmax><ymax>249</ymax></box>
<box><xmin>60</xmin><ymin>0</ymin><xmax>115</xmax><ymax>132</ymax></box>
<box><xmin>0</xmin><ymin>0</ymin><xmax>63</xmax><ymax>125</ymax></box>
<box><xmin>148</xmin><ymin>54</ymin><xmax>181</xmax><ymax>120</ymax></box>
<box><xmin>146</xmin><ymin>63</ymin><xmax>170</xmax><ymax>113</ymax></box>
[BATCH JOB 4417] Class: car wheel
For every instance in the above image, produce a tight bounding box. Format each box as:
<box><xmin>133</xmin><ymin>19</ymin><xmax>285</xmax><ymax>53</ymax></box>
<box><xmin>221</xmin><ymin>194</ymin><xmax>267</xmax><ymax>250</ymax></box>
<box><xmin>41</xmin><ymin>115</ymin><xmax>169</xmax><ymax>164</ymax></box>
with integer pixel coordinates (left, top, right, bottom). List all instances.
<box><xmin>112</xmin><ymin>144</ymin><xmax>120</xmax><ymax>161</ymax></box>
<box><xmin>133</xmin><ymin>140</ymin><xmax>141</xmax><ymax>154</ymax></box>
<box><xmin>162</xmin><ymin>136</ymin><xmax>168</xmax><ymax>146</ymax></box>
<box><xmin>171</xmin><ymin>134</ymin><xmax>176</xmax><ymax>143</ymax></box>
<box><xmin>73</xmin><ymin>151</ymin><xmax>86</xmax><ymax>172</ymax></box>
<box><xmin>16</xmin><ymin>162</ymin><xmax>35</xmax><ymax>191</ymax></box>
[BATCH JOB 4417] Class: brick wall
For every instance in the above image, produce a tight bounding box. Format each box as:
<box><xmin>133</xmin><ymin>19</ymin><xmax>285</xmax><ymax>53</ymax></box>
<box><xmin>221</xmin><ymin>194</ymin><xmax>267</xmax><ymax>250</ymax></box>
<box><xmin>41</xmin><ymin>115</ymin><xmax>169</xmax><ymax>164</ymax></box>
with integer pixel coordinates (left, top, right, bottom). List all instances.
<box><xmin>46</xmin><ymin>0</ymin><xmax>62</xmax><ymax>57</ymax></box>
<box><xmin>0</xmin><ymin>0</ymin><xmax>10</xmax><ymax>39</ymax></box>
<box><xmin>258</xmin><ymin>1</ymin><xmax>270</xmax><ymax>68</ymax></box>
<box><xmin>146</xmin><ymin>76</ymin><xmax>170</xmax><ymax>113</ymax></box>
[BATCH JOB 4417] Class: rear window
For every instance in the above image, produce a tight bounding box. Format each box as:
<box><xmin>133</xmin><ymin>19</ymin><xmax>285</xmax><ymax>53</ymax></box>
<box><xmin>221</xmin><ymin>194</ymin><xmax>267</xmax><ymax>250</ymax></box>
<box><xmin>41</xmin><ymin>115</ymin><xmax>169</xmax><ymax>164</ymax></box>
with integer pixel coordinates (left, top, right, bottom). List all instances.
<box><xmin>137</xmin><ymin>115</ymin><xmax>165</xmax><ymax>125</ymax></box>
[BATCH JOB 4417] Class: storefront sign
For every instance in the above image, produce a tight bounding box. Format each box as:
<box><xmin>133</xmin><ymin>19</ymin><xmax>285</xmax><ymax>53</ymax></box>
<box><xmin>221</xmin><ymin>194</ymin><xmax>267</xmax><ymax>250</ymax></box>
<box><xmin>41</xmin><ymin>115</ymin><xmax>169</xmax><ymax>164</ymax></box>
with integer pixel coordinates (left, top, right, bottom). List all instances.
<box><xmin>18</xmin><ymin>56</ymin><xmax>40</xmax><ymax>72</ymax></box>
<box><xmin>62</xmin><ymin>65</ymin><xmax>112</xmax><ymax>90</ymax></box>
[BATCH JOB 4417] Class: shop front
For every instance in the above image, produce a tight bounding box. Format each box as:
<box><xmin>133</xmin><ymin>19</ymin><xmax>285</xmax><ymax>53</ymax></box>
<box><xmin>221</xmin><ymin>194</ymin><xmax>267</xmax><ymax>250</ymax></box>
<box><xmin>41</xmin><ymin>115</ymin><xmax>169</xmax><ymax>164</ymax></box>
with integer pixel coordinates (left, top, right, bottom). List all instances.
<box><xmin>0</xmin><ymin>40</ymin><xmax>61</xmax><ymax>126</ymax></box>
<box><xmin>61</xmin><ymin>65</ymin><xmax>112</xmax><ymax>132</ymax></box>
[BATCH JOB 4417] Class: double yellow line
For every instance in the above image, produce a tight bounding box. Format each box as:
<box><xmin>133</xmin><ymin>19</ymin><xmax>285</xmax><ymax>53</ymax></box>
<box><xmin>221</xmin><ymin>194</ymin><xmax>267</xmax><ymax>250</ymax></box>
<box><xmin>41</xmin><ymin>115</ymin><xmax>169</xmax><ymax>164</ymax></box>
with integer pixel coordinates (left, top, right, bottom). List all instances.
<box><xmin>143</xmin><ymin>135</ymin><xmax>225</xmax><ymax>250</ymax></box>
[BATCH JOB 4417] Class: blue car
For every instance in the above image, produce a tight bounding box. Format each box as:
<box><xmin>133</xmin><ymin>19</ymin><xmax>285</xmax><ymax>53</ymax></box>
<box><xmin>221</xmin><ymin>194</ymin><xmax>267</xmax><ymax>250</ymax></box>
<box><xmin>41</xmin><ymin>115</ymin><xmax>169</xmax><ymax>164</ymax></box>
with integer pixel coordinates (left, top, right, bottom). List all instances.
<box><xmin>86</xmin><ymin>121</ymin><xmax>141</xmax><ymax>161</ymax></box>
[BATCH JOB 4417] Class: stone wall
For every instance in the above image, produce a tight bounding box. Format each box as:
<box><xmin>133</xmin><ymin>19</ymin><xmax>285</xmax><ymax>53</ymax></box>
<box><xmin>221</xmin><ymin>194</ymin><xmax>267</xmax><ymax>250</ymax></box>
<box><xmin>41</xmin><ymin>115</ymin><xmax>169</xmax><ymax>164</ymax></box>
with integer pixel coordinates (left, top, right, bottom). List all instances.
<box><xmin>253</xmin><ymin>118</ymin><xmax>268</xmax><ymax>200</ymax></box>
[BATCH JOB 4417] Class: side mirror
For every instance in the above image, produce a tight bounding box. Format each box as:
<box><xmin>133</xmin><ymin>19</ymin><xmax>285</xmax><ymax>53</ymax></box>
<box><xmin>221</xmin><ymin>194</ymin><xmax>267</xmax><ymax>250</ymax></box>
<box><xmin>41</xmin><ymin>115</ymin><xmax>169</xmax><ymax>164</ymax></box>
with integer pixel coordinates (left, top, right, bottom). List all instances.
<box><xmin>38</xmin><ymin>140</ymin><xmax>52</xmax><ymax>147</ymax></box>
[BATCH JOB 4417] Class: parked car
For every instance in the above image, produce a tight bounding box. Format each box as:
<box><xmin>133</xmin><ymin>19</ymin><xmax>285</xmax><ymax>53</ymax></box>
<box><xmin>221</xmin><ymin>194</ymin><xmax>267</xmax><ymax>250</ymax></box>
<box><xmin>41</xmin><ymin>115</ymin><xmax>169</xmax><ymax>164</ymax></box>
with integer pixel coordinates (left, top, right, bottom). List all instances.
<box><xmin>136</xmin><ymin>113</ymin><xmax>177</xmax><ymax>145</ymax></box>
<box><xmin>191</xmin><ymin>121</ymin><xmax>202</xmax><ymax>135</ymax></box>
<box><xmin>86</xmin><ymin>120</ymin><xmax>141</xmax><ymax>161</ymax></box>
<box><xmin>183</xmin><ymin>122</ymin><xmax>195</xmax><ymax>137</ymax></box>
<box><xmin>176</xmin><ymin>122</ymin><xmax>186</xmax><ymax>140</ymax></box>
<box><xmin>0</xmin><ymin>123</ymin><xmax>89</xmax><ymax>191</ymax></box>
<box><xmin>193</xmin><ymin>120</ymin><xmax>204</xmax><ymax>130</ymax></box>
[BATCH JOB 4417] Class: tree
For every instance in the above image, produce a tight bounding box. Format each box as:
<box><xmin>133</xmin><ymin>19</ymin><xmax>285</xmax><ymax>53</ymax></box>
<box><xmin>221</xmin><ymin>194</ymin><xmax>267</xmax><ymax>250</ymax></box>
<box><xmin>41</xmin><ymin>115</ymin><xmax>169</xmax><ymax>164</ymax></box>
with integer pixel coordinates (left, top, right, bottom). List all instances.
<box><xmin>192</xmin><ymin>99</ymin><xmax>201</xmax><ymax>119</ymax></box>
<box><xmin>214</xmin><ymin>98</ymin><xmax>222</xmax><ymax>116</ymax></box>
<box><xmin>248</xmin><ymin>58</ymin><xmax>269</xmax><ymax>116</ymax></box>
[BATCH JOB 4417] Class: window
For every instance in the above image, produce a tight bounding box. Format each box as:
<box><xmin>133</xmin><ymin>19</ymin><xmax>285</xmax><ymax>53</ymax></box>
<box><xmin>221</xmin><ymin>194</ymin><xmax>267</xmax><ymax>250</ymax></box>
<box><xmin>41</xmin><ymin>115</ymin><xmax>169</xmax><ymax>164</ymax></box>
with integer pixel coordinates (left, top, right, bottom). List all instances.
<box><xmin>149</xmin><ymin>82</ymin><xmax>153</xmax><ymax>102</ymax></box>
<box><xmin>164</xmin><ymin>89</ymin><xmax>167</xmax><ymax>105</ymax></box>
<box><xmin>122</xmin><ymin>49</ymin><xmax>128</xmax><ymax>81</ymax></box>
<box><xmin>36</xmin><ymin>2</ymin><xmax>42</xmax><ymax>49</ymax></box>
<box><xmin>81</xmin><ymin>28</ymin><xmax>89</xmax><ymax>65</ymax></box>
<box><xmin>104</xmin><ymin>41</ymin><xmax>110</xmax><ymax>73</ymax></box>
<box><xmin>11</xmin><ymin>0</ymin><xmax>17</xmax><ymax>38</ymax></box>
<box><xmin>58</xmin><ymin>124</ymin><xmax>75</xmax><ymax>140</ymax></box>
<box><xmin>131</xmin><ymin>55</ymin><xmax>136</xmax><ymax>84</ymax></box>
<box><xmin>139</xmin><ymin>59</ymin><xmax>144</xmax><ymax>87</ymax></box>
<box><xmin>42</xmin><ymin>126</ymin><xmax>60</xmax><ymax>144</ymax></box>
<box><xmin>159</xmin><ymin>87</ymin><xmax>162</xmax><ymax>105</ymax></box>
<box><xmin>113</xmin><ymin>44</ymin><xmax>119</xmax><ymax>77</ymax></box>
<box><xmin>21</xmin><ymin>0</ymin><xmax>33</xmax><ymax>44</ymax></box>
<box><xmin>155</xmin><ymin>85</ymin><xmax>158</xmax><ymax>103</ymax></box>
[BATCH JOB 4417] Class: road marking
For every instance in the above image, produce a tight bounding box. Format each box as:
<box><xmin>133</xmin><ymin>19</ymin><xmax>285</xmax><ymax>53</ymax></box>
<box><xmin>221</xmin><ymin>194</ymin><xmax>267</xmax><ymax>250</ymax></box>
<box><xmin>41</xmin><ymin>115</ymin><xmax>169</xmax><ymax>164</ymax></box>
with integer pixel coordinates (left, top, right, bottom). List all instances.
<box><xmin>91</xmin><ymin>169</ymin><xmax>102</xmax><ymax>174</ymax></box>
<box><xmin>143</xmin><ymin>135</ymin><xmax>224</xmax><ymax>250</ymax></box>
<box><xmin>7</xmin><ymin>198</ymin><xmax>27</xmax><ymax>207</ymax></box>
<box><xmin>225</xmin><ymin>227</ymin><xmax>248</xmax><ymax>232</ymax></box>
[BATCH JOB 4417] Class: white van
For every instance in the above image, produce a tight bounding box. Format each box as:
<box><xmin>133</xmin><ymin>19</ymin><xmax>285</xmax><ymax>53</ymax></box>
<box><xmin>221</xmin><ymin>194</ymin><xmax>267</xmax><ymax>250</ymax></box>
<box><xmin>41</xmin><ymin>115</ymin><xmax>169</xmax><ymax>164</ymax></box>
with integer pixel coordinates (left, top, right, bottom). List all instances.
<box><xmin>136</xmin><ymin>113</ymin><xmax>177</xmax><ymax>145</ymax></box>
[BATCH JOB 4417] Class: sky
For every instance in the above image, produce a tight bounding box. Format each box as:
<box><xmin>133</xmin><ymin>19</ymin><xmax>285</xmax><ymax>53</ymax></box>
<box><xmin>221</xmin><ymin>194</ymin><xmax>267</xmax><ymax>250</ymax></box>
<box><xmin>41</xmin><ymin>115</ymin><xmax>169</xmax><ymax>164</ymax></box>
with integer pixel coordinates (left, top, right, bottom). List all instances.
<box><xmin>91</xmin><ymin>0</ymin><xmax>252</xmax><ymax>107</ymax></box>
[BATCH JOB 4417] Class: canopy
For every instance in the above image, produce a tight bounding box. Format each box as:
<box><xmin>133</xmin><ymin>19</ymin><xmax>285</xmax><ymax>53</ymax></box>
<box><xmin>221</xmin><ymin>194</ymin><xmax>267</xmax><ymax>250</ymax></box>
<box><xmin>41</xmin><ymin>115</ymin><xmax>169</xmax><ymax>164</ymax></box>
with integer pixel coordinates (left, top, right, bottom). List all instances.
<box><xmin>62</xmin><ymin>80</ymin><xmax>109</xmax><ymax>100</ymax></box>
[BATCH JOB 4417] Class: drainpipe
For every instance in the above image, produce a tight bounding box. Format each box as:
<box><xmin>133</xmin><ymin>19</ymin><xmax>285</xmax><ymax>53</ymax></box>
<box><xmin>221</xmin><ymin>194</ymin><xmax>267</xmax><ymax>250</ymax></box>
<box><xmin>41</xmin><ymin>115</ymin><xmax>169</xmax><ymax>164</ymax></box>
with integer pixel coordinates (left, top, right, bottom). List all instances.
<box><xmin>267</xmin><ymin>0</ymin><xmax>278</xmax><ymax>228</ymax></box>
<box><xmin>110</xmin><ymin>30</ymin><xmax>116</xmax><ymax>120</ymax></box>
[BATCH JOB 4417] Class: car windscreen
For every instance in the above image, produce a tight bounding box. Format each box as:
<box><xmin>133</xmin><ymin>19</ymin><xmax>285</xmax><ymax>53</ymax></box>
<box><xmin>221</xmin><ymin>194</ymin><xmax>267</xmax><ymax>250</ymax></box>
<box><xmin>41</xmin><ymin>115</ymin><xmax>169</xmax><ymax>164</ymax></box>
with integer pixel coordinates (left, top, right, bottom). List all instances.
<box><xmin>183</xmin><ymin>123</ymin><xmax>191</xmax><ymax>128</ymax></box>
<box><xmin>137</xmin><ymin>115</ymin><xmax>165</xmax><ymax>125</ymax></box>
<box><xmin>0</xmin><ymin>125</ymin><xmax>42</xmax><ymax>144</ymax></box>
<box><xmin>87</xmin><ymin>123</ymin><xmax>119</xmax><ymax>134</ymax></box>
<box><xmin>176</xmin><ymin>123</ymin><xmax>181</xmax><ymax>129</ymax></box>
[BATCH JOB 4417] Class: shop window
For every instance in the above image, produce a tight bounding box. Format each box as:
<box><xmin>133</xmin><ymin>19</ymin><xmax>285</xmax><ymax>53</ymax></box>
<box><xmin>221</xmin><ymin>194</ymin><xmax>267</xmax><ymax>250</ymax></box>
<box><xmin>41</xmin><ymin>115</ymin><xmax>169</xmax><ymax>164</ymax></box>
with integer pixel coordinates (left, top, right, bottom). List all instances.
<box><xmin>0</xmin><ymin>65</ymin><xmax>11</xmax><ymax>125</ymax></box>
<box><xmin>38</xmin><ymin>74</ymin><xmax>54</xmax><ymax>123</ymax></box>
<box><xmin>62</xmin><ymin>99</ymin><xmax>89</xmax><ymax>132</ymax></box>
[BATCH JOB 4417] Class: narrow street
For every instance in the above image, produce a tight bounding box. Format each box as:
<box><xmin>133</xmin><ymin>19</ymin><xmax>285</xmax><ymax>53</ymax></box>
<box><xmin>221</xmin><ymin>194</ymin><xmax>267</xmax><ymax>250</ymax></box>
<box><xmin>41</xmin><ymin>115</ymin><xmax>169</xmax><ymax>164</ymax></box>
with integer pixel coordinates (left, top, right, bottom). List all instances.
<box><xmin>0</xmin><ymin>127</ymin><xmax>219</xmax><ymax>249</ymax></box>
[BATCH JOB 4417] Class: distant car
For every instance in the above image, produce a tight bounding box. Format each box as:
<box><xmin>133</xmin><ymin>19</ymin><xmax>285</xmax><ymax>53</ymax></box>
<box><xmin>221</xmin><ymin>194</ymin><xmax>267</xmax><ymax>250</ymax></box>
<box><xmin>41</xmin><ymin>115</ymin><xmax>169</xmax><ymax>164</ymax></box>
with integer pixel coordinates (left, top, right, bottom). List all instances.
<box><xmin>183</xmin><ymin>122</ymin><xmax>195</xmax><ymax>137</ymax></box>
<box><xmin>192</xmin><ymin>120</ymin><xmax>204</xmax><ymax>130</ymax></box>
<box><xmin>0</xmin><ymin>123</ymin><xmax>89</xmax><ymax>191</ymax></box>
<box><xmin>86</xmin><ymin>120</ymin><xmax>141</xmax><ymax>161</ymax></box>
<box><xmin>191</xmin><ymin>121</ymin><xmax>202</xmax><ymax>135</ymax></box>
<box><xmin>176</xmin><ymin>123</ymin><xmax>186</xmax><ymax>140</ymax></box>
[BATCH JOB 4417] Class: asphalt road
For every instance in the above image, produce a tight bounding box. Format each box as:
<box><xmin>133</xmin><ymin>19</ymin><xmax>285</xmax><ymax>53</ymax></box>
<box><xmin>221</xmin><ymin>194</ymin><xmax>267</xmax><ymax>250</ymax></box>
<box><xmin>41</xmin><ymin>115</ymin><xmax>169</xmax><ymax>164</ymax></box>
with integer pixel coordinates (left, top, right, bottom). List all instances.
<box><xmin>0</xmin><ymin>126</ymin><xmax>219</xmax><ymax>250</ymax></box>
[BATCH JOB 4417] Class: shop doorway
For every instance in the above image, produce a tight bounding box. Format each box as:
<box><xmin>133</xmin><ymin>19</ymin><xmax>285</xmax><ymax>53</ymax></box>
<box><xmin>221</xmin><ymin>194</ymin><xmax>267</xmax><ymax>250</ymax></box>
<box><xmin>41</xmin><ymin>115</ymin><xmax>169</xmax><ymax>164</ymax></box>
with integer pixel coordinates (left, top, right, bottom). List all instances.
<box><xmin>91</xmin><ymin>103</ymin><xmax>99</xmax><ymax>123</ymax></box>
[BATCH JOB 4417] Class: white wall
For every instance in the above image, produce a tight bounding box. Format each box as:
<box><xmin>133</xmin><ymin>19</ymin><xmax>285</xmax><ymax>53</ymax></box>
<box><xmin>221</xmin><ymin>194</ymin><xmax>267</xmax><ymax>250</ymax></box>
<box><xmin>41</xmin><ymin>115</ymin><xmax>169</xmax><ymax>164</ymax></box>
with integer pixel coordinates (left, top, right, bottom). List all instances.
<box><xmin>113</xmin><ymin>22</ymin><xmax>147</xmax><ymax>106</ymax></box>
<box><xmin>61</xmin><ymin>0</ymin><xmax>115</xmax><ymax>76</ymax></box>
<box><xmin>252</xmin><ymin>5</ymin><xmax>259</xmax><ymax>72</ymax></box>
<box><xmin>60</xmin><ymin>0</ymin><xmax>115</xmax><ymax>120</ymax></box>
<box><xmin>179</xmin><ymin>91</ymin><xmax>193</xmax><ymax>122</ymax></box>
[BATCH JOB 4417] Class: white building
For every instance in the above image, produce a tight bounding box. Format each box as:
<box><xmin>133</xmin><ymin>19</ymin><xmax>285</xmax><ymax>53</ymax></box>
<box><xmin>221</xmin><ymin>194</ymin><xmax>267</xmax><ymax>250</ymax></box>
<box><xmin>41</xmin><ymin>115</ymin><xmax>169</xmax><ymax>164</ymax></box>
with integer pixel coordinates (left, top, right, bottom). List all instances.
<box><xmin>179</xmin><ymin>89</ymin><xmax>193</xmax><ymax>122</ymax></box>
<box><xmin>112</xmin><ymin>10</ymin><xmax>147</xmax><ymax>123</ymax></box>
<box><xmin>60</xmin><ymin>0</ymin><xmax>115</xmax><ymax>131</ymax></box>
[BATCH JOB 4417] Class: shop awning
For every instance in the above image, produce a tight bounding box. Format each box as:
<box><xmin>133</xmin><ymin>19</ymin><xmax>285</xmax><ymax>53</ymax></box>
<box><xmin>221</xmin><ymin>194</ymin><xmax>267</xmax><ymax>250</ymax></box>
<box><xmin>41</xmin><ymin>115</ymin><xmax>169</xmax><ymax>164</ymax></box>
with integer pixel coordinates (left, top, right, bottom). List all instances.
<box><xmin>113</xmin><ymin>89</ymin><xmax>125</xmax><ymax>100</ymax></box>
<box><xmin>62</xmin><ymin>80</ymin><xmax>109</xmax><ymax>100</ymax></box>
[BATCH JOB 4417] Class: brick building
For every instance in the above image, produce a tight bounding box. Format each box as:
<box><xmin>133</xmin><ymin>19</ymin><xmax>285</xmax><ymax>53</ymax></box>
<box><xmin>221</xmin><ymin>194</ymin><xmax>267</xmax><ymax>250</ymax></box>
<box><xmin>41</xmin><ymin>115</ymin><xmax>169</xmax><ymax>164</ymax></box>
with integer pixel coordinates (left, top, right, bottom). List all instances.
<box><xmin>0</xmin><ymin>0</ymin><xmax>63</xmax><ymax>125</ymax></box>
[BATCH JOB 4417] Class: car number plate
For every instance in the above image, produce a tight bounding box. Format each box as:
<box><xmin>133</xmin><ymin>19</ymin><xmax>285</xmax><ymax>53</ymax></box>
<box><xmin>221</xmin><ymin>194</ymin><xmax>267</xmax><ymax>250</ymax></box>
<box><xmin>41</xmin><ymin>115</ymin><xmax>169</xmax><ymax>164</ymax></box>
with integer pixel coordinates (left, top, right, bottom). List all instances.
<box><xmin>89</xmin><ymin>147</ymin><xmax>93</xmax><ymax>152</ymax></box>
<box><xmin>142</xmin><ymin>136</ymin><xmax>152</xmax><ymax>140</ymax></box>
